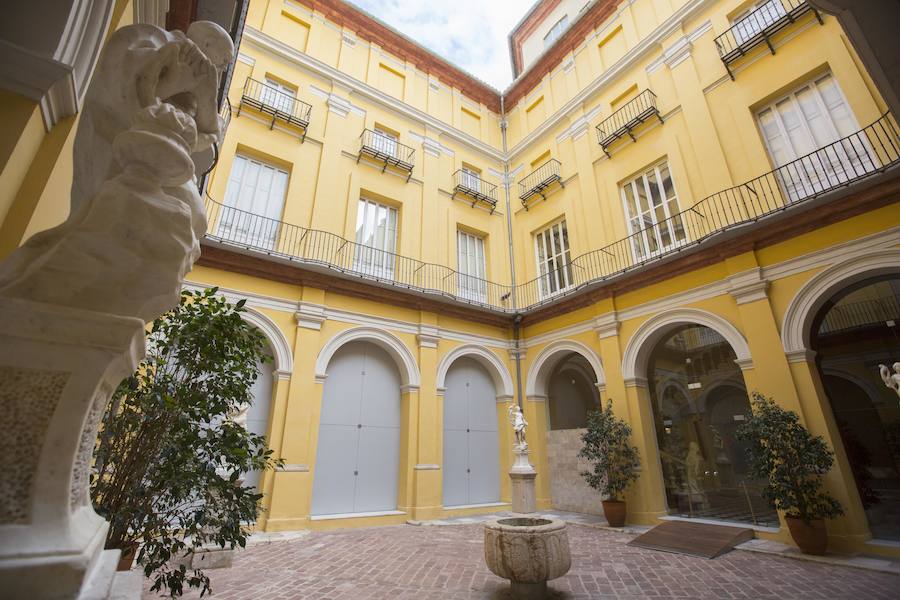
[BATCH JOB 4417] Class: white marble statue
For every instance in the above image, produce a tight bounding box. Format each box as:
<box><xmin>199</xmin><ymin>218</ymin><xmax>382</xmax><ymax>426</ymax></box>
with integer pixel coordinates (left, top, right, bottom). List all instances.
<box><xmin>508</xmin><ymin>403</ymin><xmax>529</xmax><ymax>449</ymax></box>
<box><xmin>0</xmin><ymin>22</ymin><xmax>233</xmax><ymax>323</ymax></box>
<box><xmin>685</xmin><ymin>441</ymin><xmax>704</xmax><ymax>495</ymax></box>
<box><xmin>879</xmin><ymin>362</ymin><xmax>900</xmax><ymax>403</ymax></box>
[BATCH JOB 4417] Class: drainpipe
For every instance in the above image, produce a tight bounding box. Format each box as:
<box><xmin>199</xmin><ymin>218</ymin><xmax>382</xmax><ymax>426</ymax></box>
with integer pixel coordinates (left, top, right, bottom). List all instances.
<box><xmin>500</xmin><ymin>95</ymin><xmax>525</xmax><ymax>408</ymax></box>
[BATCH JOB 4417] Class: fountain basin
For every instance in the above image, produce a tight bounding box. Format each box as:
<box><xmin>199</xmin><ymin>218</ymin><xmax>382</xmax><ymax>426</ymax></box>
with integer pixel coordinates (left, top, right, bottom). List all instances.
<box><xmin>483</xmin><ymin>517</ymin><xmax>571</xmax><ymax>599</ymax></box>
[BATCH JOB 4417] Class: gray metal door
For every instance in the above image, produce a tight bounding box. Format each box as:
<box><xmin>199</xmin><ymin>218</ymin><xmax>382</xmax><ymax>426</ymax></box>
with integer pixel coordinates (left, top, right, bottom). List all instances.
<box><xmin>442</xmin><ymin>358</ymin><xmax>499</xmax><ymax>506</ymax></box>
<box><xmin>244</xmin><ymin>354</ymin><xmax>274</xmax><ymax>492</ymax></box>
<box><xmin>311</xmin><ymin>342</ymin><xmax>401</xmax><ymax>516</ymax></box>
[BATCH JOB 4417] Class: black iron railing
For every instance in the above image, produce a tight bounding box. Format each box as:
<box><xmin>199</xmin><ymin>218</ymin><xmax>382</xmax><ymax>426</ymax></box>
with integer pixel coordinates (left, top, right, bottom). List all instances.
<box><xmin>220</xmin><ymin>97</ymin><xmax>232</xmax><ymax>133</ymax></box>
<box><xmin>237</xmin><ymin>77</ymin><xmax>312</xmax><ymax>140</ymax></box>
<box><xmin>203</xmin><ymin>195</ymin><xmax>513</xmax><ymax>309</ymax></box>
<box><xmin>452</xmin><ymin>170</ymin><xmax>499</xmax><ymax>212</ymax></box>
<box><xmin>715</xmin><ymin>0</ymin><xmax>822</xmax><ymax>80</ymax></box>
<box><xmin>516</xmin><ymin>112</ymin><xmax>900</xmax><ymax>309</ymax></box>
<box><xmin>819</xmin><ymin>298</ymin><xmax>900</xmax><ymax>334</ymax></box>
<box><xmin>596</xmin><ymin>90</ymin><xmax>663</xmax><ymax>156</ymax></box>
<box><xmin>205</xmin><ymin>113</ymin><xmax>898</xmax><ymax>313</ymax></box>
<box><xmin>519</xmin><ymin>159</ymin><xmax>563</xmax><ymax>207</ymax></box>
<box><xmin>358</xmin><ymin>129</ymin><xmax>415</xmax><ymax>181</ymax></box>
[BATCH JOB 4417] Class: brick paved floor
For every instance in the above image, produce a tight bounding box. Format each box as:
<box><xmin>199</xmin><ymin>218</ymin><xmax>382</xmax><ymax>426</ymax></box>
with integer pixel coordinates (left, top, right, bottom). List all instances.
<box><xmin>142</xmin><ymin>523</ymin><xmax>900</xmax><ymax>599</ymax></box>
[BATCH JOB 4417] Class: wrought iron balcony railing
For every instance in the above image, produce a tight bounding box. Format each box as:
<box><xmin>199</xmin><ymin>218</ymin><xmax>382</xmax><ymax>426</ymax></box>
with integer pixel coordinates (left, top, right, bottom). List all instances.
<box><xmin>714</xmin><ymin>0</ymin><xmax>823</xmax><ymax>80</ymax></box>
<box><xmin>519</xmin><ymin>159</ymin><xmax>563</xmax><ymax>207</ymax></box>
<box><xmin>358</xmin><ymin>129</ymin><xmax>415</xmax><ymax>182</ymax></box>
<box><xmin>596</xmin><ymin>90</ymin><xmax>663</xmax><ymax>156</ymax></box>
<box><xmin>237</xmin><ymin>77</ymin><xmax>312</xmax><ymax>141</ymax></box>
<box><xmin>220</xmin><ymin>97</ymin><xmax>232</xmax><ymax>134</ymax></box>
<box><xmin>516</xmin><ymin>112</ymin><xmax>900</xmax><ymax>309</ymax></box>
<box><xmin>204</xmin><ymin>113</ymin><xmax>898</xmax><ymax>313</ymax></box>
<box><xmin>203</xmin><ymin>195</ymin><xmax>513</xmax><ymax>310</ymax></box>
<box><xmin>452</xmin><ymin>170</ymin><xmax>499</xmax><ymax>213</ymax></box>
<box><xmin>818</xmin><ymin>297</ymin><xmax>900</xmax><ymax>334</ymax></box>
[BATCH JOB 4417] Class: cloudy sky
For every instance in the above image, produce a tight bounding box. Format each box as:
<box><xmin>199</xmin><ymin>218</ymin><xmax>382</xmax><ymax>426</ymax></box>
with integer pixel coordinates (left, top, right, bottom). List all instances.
<box><xmin>346</xmin><ymin>0</ymin><xmax>531</xmax><ymax>89</ymax></box>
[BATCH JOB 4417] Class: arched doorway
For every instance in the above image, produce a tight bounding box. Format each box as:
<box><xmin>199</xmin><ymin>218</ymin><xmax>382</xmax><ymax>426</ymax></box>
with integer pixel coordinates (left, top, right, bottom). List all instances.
<box><xmin>442</xmin><ymin>358</ymin><xmax>500</xmax><ymax>507</ymax></box>
<box><xmin>529</xmin><ymin>346</ymin><xmax>602</xmax><ymax>515</ymax></box>
<box><xmin>311</xmin><ymin>341</ymin><xmax>402</xmax><ymax>516</ymax></box>
<box><xmin>647</xmin><ymin>324</ymin><xmax>777</xmax><ymax>527</ymax></box>
<box><xmin>243</xmin><ymin>344</ymin><xmax>275</xmax><ymax>492</ymax></box>
<box><xmin>812</xmin><ymin>277</ymin><xmax>900</xmax><ymax>541</ymax></box>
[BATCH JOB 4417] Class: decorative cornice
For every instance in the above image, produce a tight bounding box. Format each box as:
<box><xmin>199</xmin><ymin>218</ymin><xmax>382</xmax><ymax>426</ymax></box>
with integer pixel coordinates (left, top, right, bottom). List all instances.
<box><xmin>295</xmin><ymin>302</ymin><xmax>327</xmax><ymax>330</ymax></box>
<box><xmin>279</xmin><ymin>463</ymin><xmax>310</xmax><ymax>472</ymax></box>
<box><xmin>593</xmin><ymin>312</ymin><xmax>620</xmax><ymax>339</ymax></box>
<box><xmin>734</xmin><ymin>357</ymin><xmax>755</xmax><ymax>371</ymax></box>
<box><xmin>785</xmin><ymin>349</ymin><xmax>817</xmax><ymax>363</ymax></box>
<box><xmin>728</xmin><ymin>268</ymin><xmax>770</xmax><ymax>305</ymax></box>
<box><xmin>623</xmin><ymin>376</ymin><xmax>649</xmax><ymax>388</ymax></box>
<box><xmin>663</xmin><ymin>36</ymin><xmax>693</xmax><ymax>68</ymax></box>
<box><xmin>414</xmin><ymin>464</ymin><xmax>440</xmax><ymax>470</ymax></box>
<box><xmin>416</xmin><ymin>325</ymin><xmax>440</xmax><ymax>348</ymax></box>
<box><xmin>326</xmin><ymin>93</ymin><xmax>352</xmax><ymax>118</ymax></box>
<box><xmin>400</xmin><ymin>384</ymin><xmax>421</xmax><ymax>393</ymax></box>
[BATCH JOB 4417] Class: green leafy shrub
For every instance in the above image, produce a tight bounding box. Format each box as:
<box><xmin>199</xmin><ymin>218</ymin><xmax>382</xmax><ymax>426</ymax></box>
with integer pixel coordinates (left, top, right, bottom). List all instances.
<box><xmin>579</xmin><ymin>400</ymin><xmax>640</xmax><ymax>501</ymax></box>
<box><xmin>736</xmin><ymin>392</ymin><xmax>843</xmax><ymax>523</ymax></box>
<box><xmin>91</xmin><ymin>288</ymin><xmax>283</xmax><ymax>597</ymax></box>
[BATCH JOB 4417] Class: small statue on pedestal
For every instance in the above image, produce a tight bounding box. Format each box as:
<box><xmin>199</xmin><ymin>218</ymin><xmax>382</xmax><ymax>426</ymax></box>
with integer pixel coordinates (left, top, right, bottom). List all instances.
<box><xmin>879</xmin><ymin>363</ymin><xmax>900</xmax><ymax>406</ymax></box>
<box><xmin>508</xmin><ymin>403</ymin><xmax>529</xmax><ymax>449</ymax></box>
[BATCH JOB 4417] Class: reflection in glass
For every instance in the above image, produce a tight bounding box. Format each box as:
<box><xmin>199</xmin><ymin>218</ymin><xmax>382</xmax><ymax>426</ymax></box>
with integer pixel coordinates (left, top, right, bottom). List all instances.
<box><xmin>649</xmin><ymin>324</ymin><xmax>778</xmax><ymax>527</ymax></box>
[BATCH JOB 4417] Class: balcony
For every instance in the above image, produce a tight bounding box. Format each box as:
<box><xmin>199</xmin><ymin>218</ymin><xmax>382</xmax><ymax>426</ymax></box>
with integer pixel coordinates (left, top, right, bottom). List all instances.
<box><xmin>237</xmin><ymin>77</ymin><xmax>312</xmax><ymax>141</ymax></box>
<box><xmin>203</xmin><ymin>114</ymin><xmax>898</xmax><ymax>314</ymax></box>
<box><xmin>516</xmin><ymin>112</ymin><xmax>900</xmax><ymax>309</ymax></box>
<box><xmin>715</xmin><ymin>0</ymin><xmax>823</xmax><ymax>80</ymax></box>
<box><xmin>596</xmin><ymin>90</ymin><xmax>663</xmax><ymax>157</ymax></box>
<box><xmin>518</xmin><ymin>159</ymin><xmax>563</xmax><ymax>208</ymax></box>
<box><xmin>358</xmin><ymin>129</ymin><xmax>416</xmax><ymax>182</ymax></box>
<box><xmin>203</xmin><ymin>195</ymin><xmax>512</xmax><ymax>310</ymax></box>
<box><xmin>452</xmin><ymin>170</ymin><xmax>499</xmax><ymax>213</ymax></box>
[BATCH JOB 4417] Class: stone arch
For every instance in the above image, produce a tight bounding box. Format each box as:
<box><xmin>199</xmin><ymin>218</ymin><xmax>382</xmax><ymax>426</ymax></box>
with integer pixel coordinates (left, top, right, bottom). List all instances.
<box><xmin>436</xmin><ymin>344</ymin><xmax>514</xmax><ymax>398</ymax></box>
<box><xmin>240</xmin><ymin>307</ymin><xmax>294</xmax><ymax>379</ymax></box>
<box><xmin>622</xmin><ymin>308</ymin><xmax>752</xmax><ymax>382</ymax></box>
<box><xmin>781</xmin><ymin>249</ymin><xmax>900</xmax><ymax>356</ymax></box>
<box><xmin>315</xmin><ymin>326</ymin><xmax>421</xmax><ymax>389</ymax></box>
<box><xmin>525</xmin><ymin>339</ymin><xmax>605</xmax><ymax>398</ymax></box>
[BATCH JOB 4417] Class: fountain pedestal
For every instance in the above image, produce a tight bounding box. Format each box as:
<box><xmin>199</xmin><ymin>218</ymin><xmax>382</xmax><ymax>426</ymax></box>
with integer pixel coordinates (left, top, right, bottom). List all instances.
<box><xmin>510</xmin><ymin>444</ymin><xmax>537</xmax><ymax>513</ymax></box>
<box><xmin>483</xmin><ymin>518</ymin><xmax>571</xmax><ymax>600</ymax></box>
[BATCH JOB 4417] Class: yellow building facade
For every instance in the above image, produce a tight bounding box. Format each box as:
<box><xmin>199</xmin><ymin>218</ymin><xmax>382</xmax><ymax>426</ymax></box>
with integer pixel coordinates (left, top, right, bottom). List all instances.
<box><xmin>3</xmin><ymin>0</ymin><xmax>899</xmax><ymax>557</ymax></box>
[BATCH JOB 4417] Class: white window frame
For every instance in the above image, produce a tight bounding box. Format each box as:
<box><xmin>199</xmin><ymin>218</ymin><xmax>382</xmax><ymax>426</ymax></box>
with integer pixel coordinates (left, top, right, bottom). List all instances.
<box><xmin>756</xmin><ymin>73</ymin><xmax>877</xmax><ymax>203</ymax></box>
<box><xmin>371</xmin><ymin>127</ymin><xmax>399</xmax><ymax>159</ymax></box>
<box><xmin>534</xmin><ymin>220</ymin><xmax>574</xmax><ymax>298</ymax></box>
<box><xmin>218</xmin><ymin>155</ymin><xmax>289</xmax><ymax>250</ymax></box>
<box><xmin>620</xmin><ymin>161</ymin><xmax>687</xmax><ymax>262</ymax></box>
<box><xmin>731</xmin><ymin>0</ymin><xmax>787</xmax><ymax>46</ymax></box>
<box><xmin>543</xmin><ymin>15</ymin><xmax>569</xmax><ymax>49</ymax></box>
<box><xmin>260</xmin><ymin>78</ymin><xmax>296</xmax><ymax>114</ymax></box>
<box><xmin>460</xmin><ymin>165</ymin><xmax>481</xmax><ymax>194</ymax></box>
<box><xmin>353</xmin><ymin>198</ymin><xmax>399</xmax><ymax>280</ymax></box>
<box><xmin>457</xmin><ymin>230</ymin><xmax>487</xmax><ymax>303</ymax></box>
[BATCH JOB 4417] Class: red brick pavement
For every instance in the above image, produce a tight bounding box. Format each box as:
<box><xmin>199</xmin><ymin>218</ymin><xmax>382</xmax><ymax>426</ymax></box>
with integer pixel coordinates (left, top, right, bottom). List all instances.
<box><xmin>142</xmin><ymin>523</ymin><xmax>900</xmax><ymax>599</ymax></box>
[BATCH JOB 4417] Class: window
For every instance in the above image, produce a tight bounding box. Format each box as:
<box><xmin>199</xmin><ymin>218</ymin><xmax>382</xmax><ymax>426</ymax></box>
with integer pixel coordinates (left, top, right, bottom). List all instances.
<box><xmin>219</xmin><ymin>155</ymin><xmax>289</xmax><ymax>250</ymax></box>
<box><xmin>354</xmin><ymin>198</ymin><xmax>398</xmax><ymax>280</ymax></box>
<box><xmin>535</xmin><ymin>220</ymin><xmax>573</xmax><ymax>297</ymax></box>
<box><xmin>731</xmin><ymin>0</ymin><xmax>787</xmax><ymax>45</ymax></box>
<box><xmin>543</xmin><ymin>15</ymin><xmax>569</xmax><ymax>49</ymax></box>
<box><xmin>621</xmin><ymin>162</ymin><xmax>686</xmax><ymax>261</ymax></box>
<box><xmin>457</xmin><ymin>230</ymin><xmax>487</xmax><ymax>302</ymax></box>
<box><xmin>460</xmin><ymin>165</ymin><xmax>481</xmax><ymax>193</ymax></box>
<box><xmin>757</xmin><ymin>73</ymin><xmax>876</xmax><ymax>202</ymax></box>
<box><xmin>371</xmin><ymin>127</ymin><xmax>399</xmax><ymax>159</ymax></box>
<box><xmin>260</xmin><ymin>78</ymin><xmax>296</xmax><ymax>114</ymax></box>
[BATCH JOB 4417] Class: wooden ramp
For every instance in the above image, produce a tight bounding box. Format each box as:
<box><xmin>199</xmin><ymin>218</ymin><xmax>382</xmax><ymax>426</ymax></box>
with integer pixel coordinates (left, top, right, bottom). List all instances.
<box><xmin>628</xmin><ymin>520</ymin><xmax>754</xmax><ymax>559</ymax></box>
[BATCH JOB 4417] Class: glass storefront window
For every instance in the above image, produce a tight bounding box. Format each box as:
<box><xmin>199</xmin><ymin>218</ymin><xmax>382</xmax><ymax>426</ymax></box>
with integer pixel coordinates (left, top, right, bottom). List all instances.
<box><xmin>648</xmin><ymin>324</ymin><xmax>778</xmax><ymax>527</ymax></box>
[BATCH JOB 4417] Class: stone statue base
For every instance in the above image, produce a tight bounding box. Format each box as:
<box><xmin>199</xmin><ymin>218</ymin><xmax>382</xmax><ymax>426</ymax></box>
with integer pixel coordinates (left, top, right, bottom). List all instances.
<box><xmin>0</xmin><ymin>298</ymin><xmax>144</xmax><ymax>599</ymax></box>
<box><xmin>510</xmin><ymin>445</ymin><xmax>537</xmax><ymax>513</ymax></box>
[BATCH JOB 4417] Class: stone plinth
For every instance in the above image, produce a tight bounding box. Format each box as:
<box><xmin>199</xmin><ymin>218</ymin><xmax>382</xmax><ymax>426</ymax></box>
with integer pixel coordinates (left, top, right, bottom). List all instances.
<box><xmin>0</xmin><ymin>298</ymin><xmax>145</xmax><ymax>599</ymax></box>
<box><xmin>483</xmin><ymin>517</ymin><xmax>571</xmax><ymax>600</ymax></box>
<box><xmin>509</xmin><ymin>446</ymin><xmax>537</xmax><ymax>513</ymax></box>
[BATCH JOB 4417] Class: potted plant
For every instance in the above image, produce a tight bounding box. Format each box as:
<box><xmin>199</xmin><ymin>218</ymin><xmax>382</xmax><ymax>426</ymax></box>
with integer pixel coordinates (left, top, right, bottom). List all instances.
<box><xmin>579</xmin><ymin>400</ymin><xmax>640</xmax><ymax>527</ymax></box>
<box><xmin>91</xmin><ymin>288</ymin><xmax>283</xmax><ymax>596</ymax></box>
<box><xmin>737</xmin><ymin>392</ymin><xmax>843</xmax><ymax>555</ymax></box>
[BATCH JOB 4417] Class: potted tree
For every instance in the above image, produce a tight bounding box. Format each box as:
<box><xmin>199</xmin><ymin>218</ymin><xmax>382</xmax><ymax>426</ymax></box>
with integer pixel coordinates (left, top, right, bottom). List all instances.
<box><xmin>579</xmin><ymin>400</ymin><xmax>640</xmax><ymax>527</ymax></box>
<box><xmin>737</xmin><ymin>393</ymin><xmax>843</xmax><ymax>555</ymax></box>
<box><xmin>91</xmin><ymin>288</ymin><xmax>283</xmax><ymax>596</ymax></box>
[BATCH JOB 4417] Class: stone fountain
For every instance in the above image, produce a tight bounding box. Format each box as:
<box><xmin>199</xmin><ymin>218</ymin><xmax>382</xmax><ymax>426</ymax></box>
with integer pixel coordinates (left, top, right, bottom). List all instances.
<box><xmin>483</xmin><ymin>405</ymin><xmax>571</xmax><ymax>599</ymax></box>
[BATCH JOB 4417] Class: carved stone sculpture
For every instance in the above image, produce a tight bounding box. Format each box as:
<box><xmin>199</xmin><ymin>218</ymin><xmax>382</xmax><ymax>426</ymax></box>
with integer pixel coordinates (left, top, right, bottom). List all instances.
<box><xmin>0</xmin><ymin>21</ymin><xmax>232</xmax><ymax>600</ymax></box>
<box><xmin>879</xmin><ymin>362</ymin><xmax>900</xmax><ymax>404</ymax></box>
<box><xmin>508</xmin><ymin>403</ymin><xmax>529</xmax><ymax>449</ymax></box>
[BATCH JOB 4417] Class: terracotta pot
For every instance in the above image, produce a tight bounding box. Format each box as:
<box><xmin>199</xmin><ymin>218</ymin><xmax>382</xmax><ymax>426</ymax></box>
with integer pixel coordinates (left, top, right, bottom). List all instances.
<box><xmin>785</xmin><ymin>516</ymin><xmax>827</xmax><ymax>555</ymax></box>
<box><xmin>116</xmin><ymin>543</ymin><xmax>138</xmax><ymax>571</ymax></box>
<box><xmin>602</xmin><ymin>500</ymin><xmax>627</xmax><ymax>527</ymax></box>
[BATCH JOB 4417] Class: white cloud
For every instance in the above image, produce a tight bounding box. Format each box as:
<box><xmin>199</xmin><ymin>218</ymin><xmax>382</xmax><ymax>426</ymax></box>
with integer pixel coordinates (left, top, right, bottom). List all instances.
<box><xmin>346</xmin><ymin>0</ymin><xmax>528</xmax><ymax>89</ymax></box>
